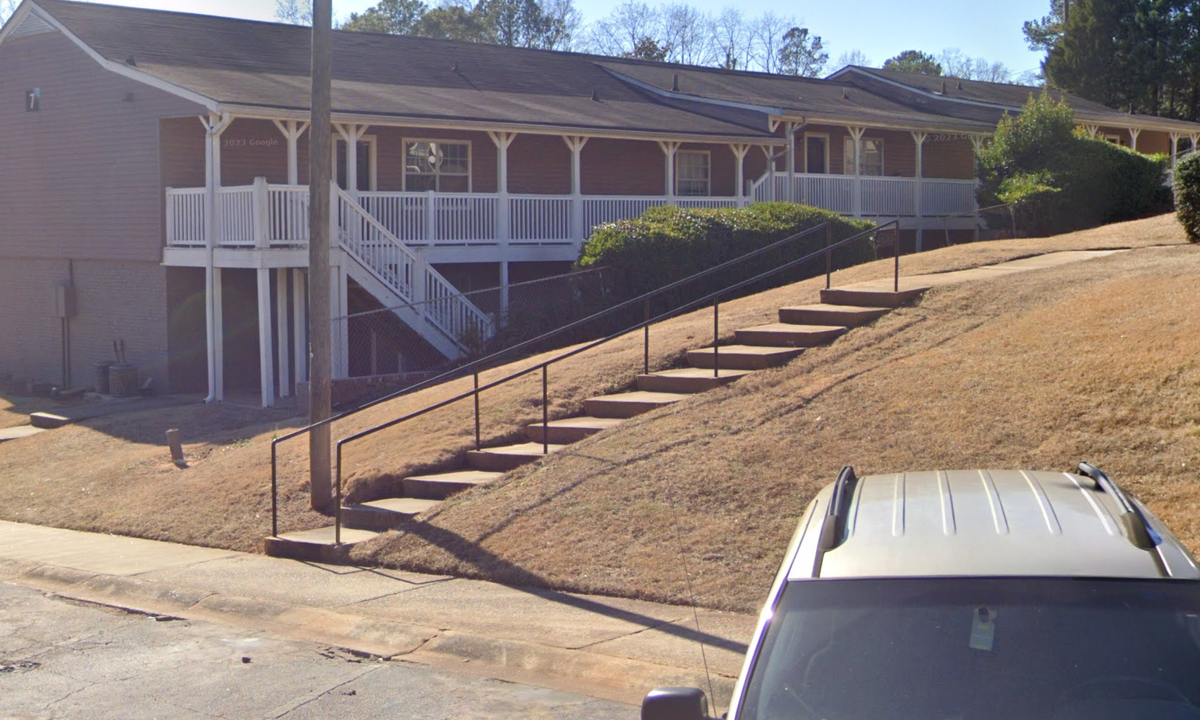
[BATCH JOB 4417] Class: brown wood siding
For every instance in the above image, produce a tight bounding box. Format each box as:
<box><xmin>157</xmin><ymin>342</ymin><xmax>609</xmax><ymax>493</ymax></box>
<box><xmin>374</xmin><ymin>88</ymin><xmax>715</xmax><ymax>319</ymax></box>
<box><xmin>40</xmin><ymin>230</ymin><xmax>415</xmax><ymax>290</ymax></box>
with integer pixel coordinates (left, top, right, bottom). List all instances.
<box><xmin>508</xmin><ymin>134</ymin><xmax>570</xmax><ymax>194</ymax></box>
<box><xmin>220</xmin><ymin>118</ymin><xmax>289</xmax><ymax>186</ymax></box>
<box><xmin>160</xmin><ymin>116</ymin><xmax>205</xmax><ymax>189</ymax></box>
<box><xmin>923</xmin><ymin>137</ymin><xmax>975</xmax><ymax>180</ymax></box>
<box><xmin>0</xmin><ymin>31</ymin><xmax>205</xmax><ymax>262</ymax></box>
<box><xmin>580</xmin><ymin>138</ymin><xmax>664</xmax><ymax>195</ymax></box>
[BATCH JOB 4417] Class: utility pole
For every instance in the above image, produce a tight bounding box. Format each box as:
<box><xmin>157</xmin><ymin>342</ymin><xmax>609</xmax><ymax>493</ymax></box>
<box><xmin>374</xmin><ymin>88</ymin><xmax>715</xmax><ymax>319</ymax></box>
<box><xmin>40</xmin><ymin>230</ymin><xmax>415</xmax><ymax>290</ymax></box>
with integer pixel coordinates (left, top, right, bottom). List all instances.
<box><xmin>308</xmin><ymin>0</ymin><xmax>333</xmax><ymax>511</ymax></box>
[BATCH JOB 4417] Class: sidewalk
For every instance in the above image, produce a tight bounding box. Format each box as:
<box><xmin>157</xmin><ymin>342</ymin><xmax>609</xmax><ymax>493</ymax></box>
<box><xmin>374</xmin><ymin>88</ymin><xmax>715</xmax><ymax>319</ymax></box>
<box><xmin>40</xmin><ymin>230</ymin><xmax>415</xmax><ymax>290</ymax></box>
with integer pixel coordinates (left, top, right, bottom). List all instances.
<box><xmin>0</xmin><ymin>521</ymin><xmax>754</xmax><ymax>707</ymax></box>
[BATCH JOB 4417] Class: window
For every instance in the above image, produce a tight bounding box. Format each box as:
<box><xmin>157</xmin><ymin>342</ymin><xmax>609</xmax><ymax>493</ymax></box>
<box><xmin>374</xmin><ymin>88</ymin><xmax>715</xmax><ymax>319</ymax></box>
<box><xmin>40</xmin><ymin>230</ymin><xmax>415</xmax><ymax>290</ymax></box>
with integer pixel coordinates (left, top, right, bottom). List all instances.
<box><xmin>675</xmin><ymin>150</ymin><xmax>710</xmax><ymax>196</ymax></box>
<box><xmin>842</xmin><ymin>137</ymin><xmax>884</xmax><ymax>176</ymax></box>
<box><xmin>1105</xmin><ymin>134</ymin><xmax>1125</xmax><ymax>146</ymax></box>
<box><xmin>404</xmin><ymin>141</ymin><xmax>470</xmax><ymax>192</ymax></box>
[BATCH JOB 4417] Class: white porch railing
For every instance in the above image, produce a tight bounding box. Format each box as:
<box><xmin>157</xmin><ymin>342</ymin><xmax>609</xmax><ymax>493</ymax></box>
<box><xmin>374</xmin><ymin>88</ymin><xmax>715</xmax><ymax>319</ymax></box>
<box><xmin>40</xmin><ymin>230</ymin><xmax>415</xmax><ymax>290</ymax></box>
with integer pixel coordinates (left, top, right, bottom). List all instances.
<box><xmin>749</xmin><ymin>172</ymin><xmax>976</xmax><ymax>217</ymax></box>
<box><xmin>582</xmin><ymin>196</ymin><xmax>669</xmax><ymax>230</ymax></box>
<box><xmin>510</xmin><ymin>196</ymin><xmax>572</xmax><ymax>243</ymax></box>
<box><xmin>164</xmin><ymin>187</ymin><xmax>207</xmax><ymax>247</ymax></box>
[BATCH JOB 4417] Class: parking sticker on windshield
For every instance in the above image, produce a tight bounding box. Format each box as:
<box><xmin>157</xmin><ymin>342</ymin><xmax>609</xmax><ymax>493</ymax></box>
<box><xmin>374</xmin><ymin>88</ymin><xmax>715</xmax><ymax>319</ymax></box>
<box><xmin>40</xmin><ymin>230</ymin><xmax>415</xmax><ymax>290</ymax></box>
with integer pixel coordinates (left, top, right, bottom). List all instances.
<box><xmin>969</xmin><ymin>606</ymin><xmax>996</xmax><ymax>652</ymax></box>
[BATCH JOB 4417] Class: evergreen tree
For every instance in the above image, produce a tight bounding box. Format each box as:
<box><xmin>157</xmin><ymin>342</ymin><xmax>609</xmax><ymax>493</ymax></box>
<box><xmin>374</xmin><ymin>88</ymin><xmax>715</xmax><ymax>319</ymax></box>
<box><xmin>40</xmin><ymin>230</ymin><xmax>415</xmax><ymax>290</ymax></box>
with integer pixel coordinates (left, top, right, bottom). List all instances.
<box><xmin>883</xmin><ymin>50</ymin><xmax>943</xmax><ymax>76</ymax></box>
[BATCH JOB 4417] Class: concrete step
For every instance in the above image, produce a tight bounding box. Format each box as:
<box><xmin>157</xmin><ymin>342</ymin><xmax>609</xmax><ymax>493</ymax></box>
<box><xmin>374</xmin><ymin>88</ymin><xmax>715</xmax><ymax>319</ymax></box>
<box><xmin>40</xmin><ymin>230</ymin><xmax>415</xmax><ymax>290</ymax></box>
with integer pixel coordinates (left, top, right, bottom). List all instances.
<box><xmin>466</xmin><ymin>442</ymin><xmax>567</xmax><ymax>472</ymax></box>
<box><xmin>526</xmin><ymin>416</ymin><xmax>624</xmax><ymax>444</ymax></box>
<box><xmin>778</xmin><ymin>303</ymin><xmax>891</xmax><ymax>328</ymax></box>
<box><xmin>819</xmin><ymin>286</ymin><xmax>928</xmax><ymax>308</ymax></box>
<box><xmin>583</xmin><ymin>391</ymin><xmax>689</xmax><ymax>419</ymax></box>
<box><xmin>29</xmin><ymin>412</ymin><xmax>70</xmax><ymax>430</ymax></box>
<box><xmin>636</xmin><ymin>368</ymin><xmax>753</xmax><ymax>394</ymax></box>
<box><xmin>403</xmin><ymin>470</ymin><xmax>502</xmax><ymax>500</ymax></box>
<box><xmin>688</xmin><ymin>345</ymin><xmax>803</xmax><ymax>371</ymax></box>
<box><xmin>734</xmin><ymin>323</ymin><xmax>847</xmax><ymax>348</ymax></box>
<box><xmin>0</xmin><ymin>426</ymin><xmax>47</xmax><ymax>443</ymax></box>
<box><xmin>264</xmin><ymin>526</ymin><xmax>381</xmax><ymax>563</ymax></box>
<box><xmin>340</xmin><ymin>498</ymin><xmax>442</xmax><ymax>532</ymax></box>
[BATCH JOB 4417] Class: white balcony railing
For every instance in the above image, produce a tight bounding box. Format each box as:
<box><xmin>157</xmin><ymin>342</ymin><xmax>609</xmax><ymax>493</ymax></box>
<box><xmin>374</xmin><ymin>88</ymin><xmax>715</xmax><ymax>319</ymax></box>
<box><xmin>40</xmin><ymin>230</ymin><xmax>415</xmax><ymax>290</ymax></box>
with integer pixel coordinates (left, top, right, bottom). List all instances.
<box><xmin>750</xmin><ymin>172</ymin><xmax>977</xmax><ymax>218</ymax></box>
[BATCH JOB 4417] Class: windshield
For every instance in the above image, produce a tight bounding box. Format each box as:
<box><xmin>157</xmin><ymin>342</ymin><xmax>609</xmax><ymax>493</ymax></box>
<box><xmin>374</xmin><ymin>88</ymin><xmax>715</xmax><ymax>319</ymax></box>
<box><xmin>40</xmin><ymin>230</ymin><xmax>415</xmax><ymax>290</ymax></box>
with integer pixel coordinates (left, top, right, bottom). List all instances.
<box><xmin>737</xmin><ymin>577</ymin><xmax>1200</xmax><ymax>720</ymax></box>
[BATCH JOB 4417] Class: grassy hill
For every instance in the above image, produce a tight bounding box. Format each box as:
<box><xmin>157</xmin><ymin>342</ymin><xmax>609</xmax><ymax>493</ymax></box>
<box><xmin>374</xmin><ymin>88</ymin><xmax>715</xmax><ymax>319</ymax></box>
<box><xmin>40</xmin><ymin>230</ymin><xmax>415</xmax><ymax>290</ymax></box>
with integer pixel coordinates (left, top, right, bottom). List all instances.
<box><xmin>0</xmin><ymin>214</ymin><xmax>1194</xmax><ymax>614</ymax></box>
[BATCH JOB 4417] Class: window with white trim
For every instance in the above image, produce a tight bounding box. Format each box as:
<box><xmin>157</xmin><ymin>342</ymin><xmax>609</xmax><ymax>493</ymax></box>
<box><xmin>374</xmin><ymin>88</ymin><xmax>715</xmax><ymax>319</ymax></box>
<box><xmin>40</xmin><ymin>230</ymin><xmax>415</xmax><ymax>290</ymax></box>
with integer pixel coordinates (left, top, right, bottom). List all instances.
<box><xmin>675</xmin><ymin>150</ymin><xmax>711</xmax><ymax>196</ymax></box>
<box><xmin>842</xmin><ymin>137</ymin><xmax>884</xmax><ymax>176</ymax></box>
<box><xmin>404</xmin><ymin>141</ymin><xmax>470</xmax><ymax>192</ymax></box>
<box><xmin>1105</xmin><ymin>134</ymin><xmax>1125</xmax><ymax>146</ymax></box>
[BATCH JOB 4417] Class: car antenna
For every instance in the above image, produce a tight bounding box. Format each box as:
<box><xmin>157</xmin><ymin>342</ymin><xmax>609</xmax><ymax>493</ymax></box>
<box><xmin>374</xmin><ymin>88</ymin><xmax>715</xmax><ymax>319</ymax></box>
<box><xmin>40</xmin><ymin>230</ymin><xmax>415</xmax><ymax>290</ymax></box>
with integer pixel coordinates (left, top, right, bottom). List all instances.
<box><xmin>663</xmin><ymin>470</ymin><xmax>718</xmax><ymax>714</ymax></box>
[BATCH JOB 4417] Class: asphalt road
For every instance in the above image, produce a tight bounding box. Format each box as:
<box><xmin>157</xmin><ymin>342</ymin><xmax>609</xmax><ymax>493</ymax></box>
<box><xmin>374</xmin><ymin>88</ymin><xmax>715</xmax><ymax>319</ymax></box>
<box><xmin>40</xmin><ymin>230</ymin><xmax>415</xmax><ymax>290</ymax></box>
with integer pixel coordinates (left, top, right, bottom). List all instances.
<box><xmin>0</xmin><ymin>581</ymin><xmax>639</xmax><ymax>720</ymax></box>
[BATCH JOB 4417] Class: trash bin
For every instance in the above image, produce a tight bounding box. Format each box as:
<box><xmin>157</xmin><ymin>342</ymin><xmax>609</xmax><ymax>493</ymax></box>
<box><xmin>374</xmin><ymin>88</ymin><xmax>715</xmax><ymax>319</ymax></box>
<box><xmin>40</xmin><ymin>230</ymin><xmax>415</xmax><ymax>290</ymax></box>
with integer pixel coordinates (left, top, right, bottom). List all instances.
<box><xmin>108</xmin><ymin>364</ymin><xmax>138</xmax><ymax>398</ymax></box>
<box><xmin>93</xmin><ymin>360</ymin><xmax>115</xmax><ymax>394</ymax></box>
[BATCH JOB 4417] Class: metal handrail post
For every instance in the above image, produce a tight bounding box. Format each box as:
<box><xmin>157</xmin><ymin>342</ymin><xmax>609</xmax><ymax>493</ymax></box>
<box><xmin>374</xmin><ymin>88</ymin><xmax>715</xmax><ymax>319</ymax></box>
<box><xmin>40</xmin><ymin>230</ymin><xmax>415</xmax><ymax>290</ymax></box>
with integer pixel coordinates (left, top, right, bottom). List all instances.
<box><xmin>334</xmin><ymin>444</ymin><xmax>343</xmax><ymax>545</ymax></box>
<box><xmin>893</xmin><ymin>222</ymin><xmax>901</xmax><ymax>293</ymax></box>
<box><xmin>712</xmin><ymin>298</ymin><xmax>720</xmax><ymax>379</ymax></box>
<box><xmin>473</xmin><ymin>371</ymin><xmax>481</xmax><ymax>451</ymax></box>
<box><xmin>643</xmin><ymin>298</ymin><xmax>650</xmax><ymax>374</ymax></box>
<box><xmin>541</xmin><ymin>365</ymin><xmax>549</xmax><ymax>455</ymax></box>
<box><xmin>825</xmin><ymin>224</ymin><xmax>832</xmax><ymax>289</ymax></box>
<box><xmin>270</xmin><ymin>444</ymin><xmax>278</xmax><ymax>537</ymax></box>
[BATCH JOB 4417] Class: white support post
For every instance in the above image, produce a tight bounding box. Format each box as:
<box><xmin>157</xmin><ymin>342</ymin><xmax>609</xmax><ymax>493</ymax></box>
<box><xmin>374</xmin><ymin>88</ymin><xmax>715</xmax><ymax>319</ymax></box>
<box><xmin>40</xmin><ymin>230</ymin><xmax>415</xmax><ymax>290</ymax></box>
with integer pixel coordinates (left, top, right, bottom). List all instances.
<box><xmin>762</xmin><ymin>145</ymin><xmax>777</xmax><ymax>201</ymax></box>
<box><xmin>1128</xmin><ymin>127</ymin><xmax>1141</xmax><ymax>152</ymax></box>
<box><xmin>657</xmin><ymin>140</ymin><xmax>682</xmax><ymax>203</ymax></box>
<box><xmin>970</xmin><ymin>134</ymin><xmax>986</xmax><ymax>155</ymax></box>
<box><xmin>563</xmin><ymin>135</ymin><xmax>589</xmax><ymax>244</ymax></box>
<box><xmin>252</xmin><ymin>176</ymin><xmax>270</xmax><ymax>248</ymax></box>
<box><xmin>1193</xmin><ymin>134</ymin><xmax>1200</xmax><ymax>157</ymax></box>
<box><xmin>257</xmin><ymin>267</ymin><xmax>275</xmax><ymax>408</ymax></box>
<box><xmin>912</xmin><ymin>131</ymin><xmax>928</xmax><ymax>251</ymax></box>
<box><xmin>1171</xmin><ymin>132</ymin><xmax>1182</xmax><ymax>170</ymax></box>
<box><xmin>785</xmin><ymin>122</ymin><xmax>797</xmax><ymax>202</ymax></box>
<box><xmin>730</xmin><ymin>144</ymin><xmax>750</xmax><ymax>208</ymax></box>
<box><xmin>848</xmin><ymin>126</ymin><xmax>865</xmax><ymax>218</ymax></box>
<box><xmin>330</xmin><ymin>263</ymin><xmax>349</xmax><ymax>380</ymax></box>
<box><xmin>488</xmin><ymin>130</ymin><xmax>517</xmax><ymax>318</ymax></box>
<box><xmin>200</xmin><ymin>113</ymin><xmax>232</xmax><ymax>404</ymax></box>
<box><xmin>292</xmin><ymin>268</ymin><xmax>307</xmax><ymax>384</ymax></box>
<box><xmin>425</xmin><ymin>190</ymin><xmax>437</xmax><ymax>245</ymax></box>
<box><xmin>276</xmin><ymin>268</ymin><xmax>290</xmax><ymax>398</ymax></box>
<box><xmin>273</xmin><ymin>119</ymin><xmax>310</xmax><ymax>185</ymax></box>
<box><xmin>334</xmin><ymin>123</ymin><xmax>368</xmax><ymax>198</ymax></box>
<box><xmin>213</xmin><ymin>266</ymin><xmax>224</xmax><ymax>400</ymax></box>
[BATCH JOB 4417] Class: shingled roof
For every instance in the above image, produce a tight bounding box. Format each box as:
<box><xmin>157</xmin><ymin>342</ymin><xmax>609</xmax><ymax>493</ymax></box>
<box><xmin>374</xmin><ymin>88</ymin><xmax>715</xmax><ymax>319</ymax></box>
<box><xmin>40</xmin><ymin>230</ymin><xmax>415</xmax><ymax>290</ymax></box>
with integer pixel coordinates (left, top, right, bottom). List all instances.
<box><xmin>832</xmin><ymin>65</ymin><xmax>1200</xmax><ymax>134</ymax></box>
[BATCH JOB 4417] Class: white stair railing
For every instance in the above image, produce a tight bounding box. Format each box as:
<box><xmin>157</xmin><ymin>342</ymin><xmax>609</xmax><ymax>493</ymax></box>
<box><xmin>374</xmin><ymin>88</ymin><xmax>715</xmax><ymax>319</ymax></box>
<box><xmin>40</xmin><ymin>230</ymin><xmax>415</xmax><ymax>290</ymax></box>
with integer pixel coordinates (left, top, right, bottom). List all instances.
<box><xmin>334</xmin><ymin>186</ymin><xmax>494</xmax><ymax>350</ymax></box>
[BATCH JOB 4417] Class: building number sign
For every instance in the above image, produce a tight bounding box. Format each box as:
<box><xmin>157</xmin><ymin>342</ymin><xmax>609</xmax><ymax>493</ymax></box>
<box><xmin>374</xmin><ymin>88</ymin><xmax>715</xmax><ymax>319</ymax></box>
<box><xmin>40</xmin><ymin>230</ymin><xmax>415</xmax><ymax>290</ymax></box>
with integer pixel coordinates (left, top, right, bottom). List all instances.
<box><xmin>26</xmin><ymin>88</ymin><xmax>40</xmax><ymax>112</ymax></box>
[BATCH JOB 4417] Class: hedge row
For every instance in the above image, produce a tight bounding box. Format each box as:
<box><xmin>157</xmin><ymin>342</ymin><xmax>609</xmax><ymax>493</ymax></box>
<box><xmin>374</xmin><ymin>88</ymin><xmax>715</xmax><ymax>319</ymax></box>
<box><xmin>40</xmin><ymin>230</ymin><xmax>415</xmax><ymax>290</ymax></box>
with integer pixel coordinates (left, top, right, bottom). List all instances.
<box><xmin>576</xmin><ymin>203</ymin><xmax>874</xmax><ymax>303</ymax></box>
<box><xmin>1174</xmin><ymin>152</ymin><xmax>1200</xmax><ymax>242</ymax></box>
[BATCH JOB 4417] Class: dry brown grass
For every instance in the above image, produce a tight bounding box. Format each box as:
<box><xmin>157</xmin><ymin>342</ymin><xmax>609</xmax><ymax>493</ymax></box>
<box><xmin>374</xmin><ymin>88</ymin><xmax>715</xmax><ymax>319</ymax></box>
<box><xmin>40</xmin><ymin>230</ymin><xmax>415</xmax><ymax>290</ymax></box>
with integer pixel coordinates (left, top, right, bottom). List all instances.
<box><xmin>0</xmin><ymin>213</ymin><xmax>1191</xmax><ymax>596</ymax></box>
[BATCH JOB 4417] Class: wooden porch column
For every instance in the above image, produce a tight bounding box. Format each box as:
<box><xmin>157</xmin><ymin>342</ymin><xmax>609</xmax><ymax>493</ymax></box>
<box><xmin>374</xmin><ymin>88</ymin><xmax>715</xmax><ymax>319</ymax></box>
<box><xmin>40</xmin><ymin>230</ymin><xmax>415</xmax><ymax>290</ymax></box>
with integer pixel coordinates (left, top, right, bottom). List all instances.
<box><xmin>292</xmin><ymin>268</ymin><xmax>307</xmax><ymax>384</ymax></box>
<box><xmin>1081</xmin><ymin>124</ymin><xmax>1100</xmax><ymax>139</ymax></box>
<box><xmin>335</xmin><ymin>123</ymin><xmax>368</xmax><ymax>196</ymax></box>
<box><xmin>657</xmin><ymin>140</ymin><xmax>681</xmax><ymax>203</ymax></box>
<box><xmin>730</xmin><ymin>144</ymin><xmax>750</xmax><ymax>207</ymax></box>
<box><xmin>276</xmin><ymin>268</ymin><xmax>290</xmax><ymax>398</ymax></box>
<box><xmin>1171</xmin><ymin>132</ymin><xmax>1182</xmax><ymax>170</ymax></box>
<box><xmin>911</xmin><ymin>131</ymin><xmax>928</xmax><ymax>252</ymax></box>
<box><xmin>273</xmin><ymin>120</ymin><xmax>310</xmax><ymax>185</ymax></box>
<box><xmin>1127</xmin><ymin>127</ymin><xmax>1141</xmax><ymax>152</ymax></box>
<box><xmin>563</xmin><ymin>136</ymin><xmax>589</xmax><ymax>243</ymax></box>
<box><xmin>786</xmin><ymin>122</ymin><xmax>797</xmax><ymax>201</ymax></box>
<box><xmin>257</xmin><ymin>267</ymin><xmax>276</xmax><ymax>408</ymax></box>
<box><xmin>488</xmin><ymin>131</ymin><xmax>517</xmax><ymax>316</ymax></box>
<box><xmin>761</xmin><ymin>145</ymin><xmax>776</xmax><ymax>201</ymax></box>
<box><xmin>847</xmin><ymin>126</ymin><xmax>865</xmax><ymax>218</ymax></box>
<box><xmin>201</xmin><ymin>113</ymin><xmax>232</xmax><ymax>403</ymax></box>
<box><xmin>331</xmin><ymin>263</ymin><xmax>349</xmax><ymax>380</ymax></box>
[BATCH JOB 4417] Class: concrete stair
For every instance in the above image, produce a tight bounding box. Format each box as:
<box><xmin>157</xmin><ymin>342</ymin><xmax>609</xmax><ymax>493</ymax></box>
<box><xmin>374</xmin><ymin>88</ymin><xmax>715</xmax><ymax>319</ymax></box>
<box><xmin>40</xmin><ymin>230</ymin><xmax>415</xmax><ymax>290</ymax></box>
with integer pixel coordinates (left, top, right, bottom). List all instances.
<box><xmin>526</xmin><ymin>417</ymin><xmax>624</xmax><ymax>444</ymax></box>
<box><xmin>687</xmin><ymin>345</ymin><xmax>803</xmax><ymax>370</ymax></box>
<box><xmin>734</xmin><ymin>323</ymin><xmax>847</xmax><ymax>348</ymax></box>
<box><xmin>778</xmin><ymin>304</ymin><xmax>890</xmax><ymax>327</ymax></box>
<box><xmin>636</xmin><ymin>368</ymin><xmax>752</xmax><ymax>394</ymax></box>
<box><xmin>584</xmin><ymin>391</ymin><xmax>689</xmax><ymax>419</ymax></box>
<box><xmin>267</xmin><ymin>278</ymin><xmax>928</xmax><ymax>561</ymax></box>
<box><xmin>466</xmin><ymin>442</ymin><xmax>568</xmax><ymax>472</ymax></box>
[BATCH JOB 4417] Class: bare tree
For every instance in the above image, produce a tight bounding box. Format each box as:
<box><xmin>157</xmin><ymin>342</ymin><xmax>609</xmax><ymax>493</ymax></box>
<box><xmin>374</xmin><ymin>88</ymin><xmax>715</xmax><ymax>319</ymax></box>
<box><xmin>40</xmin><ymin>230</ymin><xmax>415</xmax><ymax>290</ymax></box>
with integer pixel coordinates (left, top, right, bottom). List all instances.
<box><xmin>661</xmin><ymin>3</ymin><xmax>714</xmax><ymax>66</ymax></box>
<box><xmin>835</xmin><ymin>49</ymin><xmax>872</xmax><ymax>69</ymax></box>
<box><xmin>543</xmin><ymin>0</ymin><xmax>583</xmax><ymax>50</ymax></box>
<box><xmin>276</xmin><ymin>0</ymin><xmax>314</xmax><ymax>24</ymax></box>
<box><xmin>712</xmin><ymin>8</ymin><xmax>752</xmax><ymax>70</ymax></box>
<box><xmin>749</xmin><ymin>11</ymin><xmax>795</xmax><ymax>73</ymax></box>
<box><xmin>938</xmin><ymin>48</ymin><xmax>1013</xmax><ymax>82</ymax></box>
<box><xmin>585</xmin><ymin>0</ymin><xmax>662</xmax><ymax>56</ymax></box>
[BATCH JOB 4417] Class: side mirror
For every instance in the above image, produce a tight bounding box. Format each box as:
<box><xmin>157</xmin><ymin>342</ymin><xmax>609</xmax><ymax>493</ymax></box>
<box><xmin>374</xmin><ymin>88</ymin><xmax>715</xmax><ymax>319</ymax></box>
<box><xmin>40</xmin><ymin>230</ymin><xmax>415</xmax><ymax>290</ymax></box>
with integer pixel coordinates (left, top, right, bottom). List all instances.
<box><xmin>641</xmin><ymin>687</ymin><xmax>712</xmax><ymax>720</ymax></box>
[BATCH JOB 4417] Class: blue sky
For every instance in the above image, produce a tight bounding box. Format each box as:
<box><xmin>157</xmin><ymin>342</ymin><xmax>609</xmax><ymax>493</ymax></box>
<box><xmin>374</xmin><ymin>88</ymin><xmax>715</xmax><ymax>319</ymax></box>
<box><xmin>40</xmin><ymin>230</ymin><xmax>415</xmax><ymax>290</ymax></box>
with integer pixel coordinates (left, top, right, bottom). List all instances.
<box><xmin>58</xmin><ymin>0</ymin><xmax>1052</xmax><ymax>77</ymax></box>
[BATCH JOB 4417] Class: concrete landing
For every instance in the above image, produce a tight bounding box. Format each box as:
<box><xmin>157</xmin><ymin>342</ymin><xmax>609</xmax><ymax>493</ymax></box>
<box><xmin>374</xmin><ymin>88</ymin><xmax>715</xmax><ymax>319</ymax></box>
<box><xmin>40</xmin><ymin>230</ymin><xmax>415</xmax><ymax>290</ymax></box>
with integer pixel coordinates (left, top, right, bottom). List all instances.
<box><xmin>0</xmin><ymin>425</ymin><xmax>47</xmax><ymax>443</ymax></box>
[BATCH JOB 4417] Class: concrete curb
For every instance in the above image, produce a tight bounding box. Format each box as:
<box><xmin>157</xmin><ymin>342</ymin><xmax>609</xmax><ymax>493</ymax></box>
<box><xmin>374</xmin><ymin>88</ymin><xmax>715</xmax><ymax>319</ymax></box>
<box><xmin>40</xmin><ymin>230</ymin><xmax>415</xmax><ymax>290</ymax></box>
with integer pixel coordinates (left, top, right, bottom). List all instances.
<box><xmin>1</xmin><ymin>557</ymin><xmax>738</xmax><ymax>707</ymax></box>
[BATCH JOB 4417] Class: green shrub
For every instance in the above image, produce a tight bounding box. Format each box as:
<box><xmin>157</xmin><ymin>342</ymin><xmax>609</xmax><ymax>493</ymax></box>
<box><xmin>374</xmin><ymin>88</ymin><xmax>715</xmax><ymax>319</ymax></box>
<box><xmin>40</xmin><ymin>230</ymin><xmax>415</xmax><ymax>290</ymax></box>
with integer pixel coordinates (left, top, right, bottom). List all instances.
<box><xmin>977</xmin><ymin>91</ymin><xmax>1169</xmax><ymax>236</ymax></box>
<box><xmin>1174</xmin><ymin>152</ymin><xmax>1200</xmax><ymax>242</ymax></box>
<box><xmin>577</xmin><ymin>203</ymin><xmax>873</xmax><ymax>302</ymax></box>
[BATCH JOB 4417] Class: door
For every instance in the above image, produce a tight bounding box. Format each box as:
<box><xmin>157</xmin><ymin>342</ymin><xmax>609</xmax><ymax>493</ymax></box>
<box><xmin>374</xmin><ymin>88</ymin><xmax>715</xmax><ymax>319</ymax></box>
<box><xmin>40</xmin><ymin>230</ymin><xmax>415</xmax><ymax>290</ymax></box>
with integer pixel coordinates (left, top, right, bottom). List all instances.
<box><xmin>806</xmin><ymin>135</ymin><xmax>828</xmax><ymax>174</ymax></box>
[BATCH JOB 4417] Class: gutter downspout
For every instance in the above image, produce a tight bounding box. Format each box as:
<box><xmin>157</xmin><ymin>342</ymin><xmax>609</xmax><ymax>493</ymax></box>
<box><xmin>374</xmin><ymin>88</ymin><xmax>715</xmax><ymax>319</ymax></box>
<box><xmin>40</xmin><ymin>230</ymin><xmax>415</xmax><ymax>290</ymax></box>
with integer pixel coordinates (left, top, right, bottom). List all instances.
<box><xmin>202</xmin><ymin>113</ymin><xmax>231</xmax><ymax>404</ymax></box>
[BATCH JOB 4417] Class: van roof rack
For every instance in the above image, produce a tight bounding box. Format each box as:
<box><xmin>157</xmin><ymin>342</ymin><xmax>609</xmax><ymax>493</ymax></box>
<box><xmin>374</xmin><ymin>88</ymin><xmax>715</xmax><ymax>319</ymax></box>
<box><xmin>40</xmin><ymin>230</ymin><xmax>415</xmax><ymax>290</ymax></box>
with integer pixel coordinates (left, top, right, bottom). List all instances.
<box><xmin>1076</xmin><ymin>461</ymin><xmax>1161</xmax><ymax>549</ymax></box>
<box><xmin>819</xmin><ymin>466</ymin><xmax>859</xmax><ymax>552</ymax></box>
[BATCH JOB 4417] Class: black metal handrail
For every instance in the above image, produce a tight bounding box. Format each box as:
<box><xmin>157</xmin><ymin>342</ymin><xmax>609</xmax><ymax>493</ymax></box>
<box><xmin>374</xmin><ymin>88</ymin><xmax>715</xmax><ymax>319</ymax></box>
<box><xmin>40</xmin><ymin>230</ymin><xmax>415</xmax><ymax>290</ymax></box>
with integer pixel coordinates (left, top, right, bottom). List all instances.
<box><xmin>270</xmin><ymin>218</ymin><xmax>853</xmax><ymax>534</ymax></box>
<box><xmin>323</xmin><ymin>219</ymin><xmax>901</xmax><ymax>543</ymax></box>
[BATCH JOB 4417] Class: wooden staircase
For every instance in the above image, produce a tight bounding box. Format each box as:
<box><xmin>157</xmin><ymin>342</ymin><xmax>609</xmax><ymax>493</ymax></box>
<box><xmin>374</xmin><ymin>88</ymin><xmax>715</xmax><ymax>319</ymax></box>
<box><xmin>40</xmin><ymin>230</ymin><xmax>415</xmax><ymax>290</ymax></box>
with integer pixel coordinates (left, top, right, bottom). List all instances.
<box><xmin>265</xmin><ymin>284</ymin><xmax>928</xmax><ymax>560</ymax></box>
